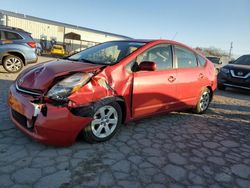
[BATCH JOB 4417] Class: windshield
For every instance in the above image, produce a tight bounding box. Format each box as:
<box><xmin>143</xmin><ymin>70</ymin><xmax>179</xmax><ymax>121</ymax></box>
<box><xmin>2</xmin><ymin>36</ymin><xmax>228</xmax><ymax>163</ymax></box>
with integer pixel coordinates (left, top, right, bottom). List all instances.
<box><xmin>68</xmin><ymin>41</ymin><xmax>146</xmax><ymax>65</ymax></box>
<box><xmin>233</xmin><ymin>55</ymin><xmax>250</xmax><ymax>65</ymax></box>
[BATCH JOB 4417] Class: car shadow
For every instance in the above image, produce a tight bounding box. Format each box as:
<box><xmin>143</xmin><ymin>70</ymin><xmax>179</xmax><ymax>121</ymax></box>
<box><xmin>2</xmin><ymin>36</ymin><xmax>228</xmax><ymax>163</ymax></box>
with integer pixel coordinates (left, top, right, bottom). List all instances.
<box><xmin>0</xmin><ymin>67</ymin><xmax>8</xmax><ymax>73</ymax></box>
<box><xmin>215</xmin><ymin>88</ymin><xmax>250</xmax><ymax>101</ymax></box>
<box><xmin>0</xmin><ymin>79</ymin><xmax>14</xmax><ymax>131</ymax></box>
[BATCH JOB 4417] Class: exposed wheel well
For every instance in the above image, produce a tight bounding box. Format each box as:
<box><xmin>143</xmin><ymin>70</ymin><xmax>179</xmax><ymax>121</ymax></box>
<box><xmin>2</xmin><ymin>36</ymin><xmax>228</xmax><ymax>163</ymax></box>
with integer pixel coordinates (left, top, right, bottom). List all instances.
<box><xmin>3</xmin><ymin>52</ymin><xmax>25</xmax><ymax>65</ymax></box>
<box><xmin>206</xmin><ymin>86</ymin><xmax>213</xmax><ymax>101</ymax></box>
<box><xmin>116</xmin><ymin>99</ymin><xmax>127</xmax><ymax>124</ymax></box>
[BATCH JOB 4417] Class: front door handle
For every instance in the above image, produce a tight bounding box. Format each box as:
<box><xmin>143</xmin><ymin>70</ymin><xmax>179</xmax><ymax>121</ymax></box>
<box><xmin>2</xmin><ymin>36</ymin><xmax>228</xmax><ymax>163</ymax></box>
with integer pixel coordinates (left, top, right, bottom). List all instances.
<box><xmin>168</xmin><ymin>76</ymin><xmax>176</xmax><ymax>82</ymax></box>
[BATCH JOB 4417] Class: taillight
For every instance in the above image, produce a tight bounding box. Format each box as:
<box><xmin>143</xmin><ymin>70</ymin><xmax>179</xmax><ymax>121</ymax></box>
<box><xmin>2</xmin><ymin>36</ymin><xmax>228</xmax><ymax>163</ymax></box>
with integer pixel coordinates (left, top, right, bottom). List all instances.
<box><xmin>27</xmin><ymin>41</ymin><xmax>36</xmax><ymax>48</ymax></box>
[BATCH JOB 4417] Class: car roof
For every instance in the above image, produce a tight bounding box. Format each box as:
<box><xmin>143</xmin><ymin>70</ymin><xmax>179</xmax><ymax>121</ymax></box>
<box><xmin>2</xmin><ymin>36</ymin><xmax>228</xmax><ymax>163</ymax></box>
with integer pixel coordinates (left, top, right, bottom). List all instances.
<box><xmin>0</xmin><ymin>26</ymin><xmax>31</xmax><ymax>35</ymax></box>
<box><xmin>113</xmin><ymin>39</ymin><xmax>192</xmax><ymax>47</ymax></box>
<box><xmin>113</xmin><ymin>39</ymin><xmax>198</xmax><ymax>53</ymax></box>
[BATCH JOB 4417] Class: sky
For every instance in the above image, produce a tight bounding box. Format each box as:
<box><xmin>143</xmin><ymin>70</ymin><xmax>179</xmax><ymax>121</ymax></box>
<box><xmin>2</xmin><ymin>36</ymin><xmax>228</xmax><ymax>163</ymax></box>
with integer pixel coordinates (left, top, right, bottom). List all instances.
<box><xmin>1</xmin><ymin>0</ymin><xmax>250</xmax><ymax>56</ymax></box>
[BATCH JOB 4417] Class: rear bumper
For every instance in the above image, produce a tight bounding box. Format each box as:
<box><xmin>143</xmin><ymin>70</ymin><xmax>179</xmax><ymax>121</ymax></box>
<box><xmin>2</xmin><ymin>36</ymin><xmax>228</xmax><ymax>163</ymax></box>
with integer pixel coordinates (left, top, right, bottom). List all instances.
<box><xmin>26</xmin><ymin>56</ymin><xmax>38</xmax><ymax>64</ymax></box>
<box><xmin>8</xmin><ymin>84</ymin><xmax>92</xmax><ymax>147</ymax></box>
<box><xmin>51</xmin><ymin>51</ymin><xmax>64</xmax><ymax>56</ymax></box>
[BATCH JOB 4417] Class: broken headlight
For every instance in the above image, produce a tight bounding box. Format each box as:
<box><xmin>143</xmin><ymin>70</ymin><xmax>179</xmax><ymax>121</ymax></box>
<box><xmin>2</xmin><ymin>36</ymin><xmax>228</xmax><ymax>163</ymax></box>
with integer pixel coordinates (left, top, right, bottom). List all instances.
<box><xmin>47</xmin><ymin>73</ymin><xmax>93</xmax><ymax>101</ymax></box>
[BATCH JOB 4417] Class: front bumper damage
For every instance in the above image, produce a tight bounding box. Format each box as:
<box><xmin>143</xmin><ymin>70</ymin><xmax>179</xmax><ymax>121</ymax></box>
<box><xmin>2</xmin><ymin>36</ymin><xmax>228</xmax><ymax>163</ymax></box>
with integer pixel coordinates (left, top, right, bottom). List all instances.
<box><xmin>8</xmin><ymin>84</ymin><xmax>92</xmax><ymax>146</ymax></box>
<box><xmin>8</xmin><ymin>74</ymin><xmax>126</xmax><ymax>146</ymax></box>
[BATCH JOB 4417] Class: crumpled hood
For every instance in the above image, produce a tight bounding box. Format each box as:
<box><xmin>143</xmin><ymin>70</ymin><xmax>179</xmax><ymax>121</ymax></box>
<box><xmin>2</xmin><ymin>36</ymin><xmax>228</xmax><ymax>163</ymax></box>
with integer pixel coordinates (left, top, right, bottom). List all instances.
<box><xmin>17</xmin><ymin>59</ymin><xmax>104</xmax><ymax>93</ymax></box>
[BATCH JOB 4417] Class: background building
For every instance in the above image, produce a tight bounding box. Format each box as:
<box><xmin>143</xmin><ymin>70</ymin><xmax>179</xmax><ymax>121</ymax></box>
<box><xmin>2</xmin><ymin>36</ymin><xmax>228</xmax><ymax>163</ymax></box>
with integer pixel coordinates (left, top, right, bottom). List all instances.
<box><xmin>0</xmin><ymin>9</ymin><xmax>131</xmax><ymax>53</ymax></box>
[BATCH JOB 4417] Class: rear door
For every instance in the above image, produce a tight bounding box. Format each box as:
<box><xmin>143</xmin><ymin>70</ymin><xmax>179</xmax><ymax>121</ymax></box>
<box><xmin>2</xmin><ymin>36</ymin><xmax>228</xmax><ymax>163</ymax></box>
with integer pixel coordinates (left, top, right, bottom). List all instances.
<box><xmin>174</xmin><ymin>45</ymin><xmax>204</xmax><ymax>106</ymax></box>
<box><xmin>132</xmin><ymin>44</ymin><xmax>178</xmax><ymax>118</ymax></box>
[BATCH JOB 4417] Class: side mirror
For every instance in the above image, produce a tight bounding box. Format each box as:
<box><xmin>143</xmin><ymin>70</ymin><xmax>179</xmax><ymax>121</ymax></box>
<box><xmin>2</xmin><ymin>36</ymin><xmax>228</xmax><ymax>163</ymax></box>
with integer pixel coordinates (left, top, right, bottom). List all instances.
<box><xmin>138</xmin><ymin>61</ymin><xmax>156</xmax><ymax>71</ymax></box>
<box><xmin>218</xmin><ymin>61</ymin><xmax>223</xmax><ymax>64</ymax></box>
<box><xmin>228</xmin><ymin>60</ymin><xmax>234</xmax><ymax>64</ymax></box>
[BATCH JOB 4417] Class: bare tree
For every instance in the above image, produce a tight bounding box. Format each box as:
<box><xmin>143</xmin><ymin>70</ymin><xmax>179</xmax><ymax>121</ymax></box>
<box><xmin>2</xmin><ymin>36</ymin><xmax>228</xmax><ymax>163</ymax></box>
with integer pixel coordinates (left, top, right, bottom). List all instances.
<box><xmin>195</xmin><ymin>47</ymin><xmax>228</xmax><ymax>57</ymax></box>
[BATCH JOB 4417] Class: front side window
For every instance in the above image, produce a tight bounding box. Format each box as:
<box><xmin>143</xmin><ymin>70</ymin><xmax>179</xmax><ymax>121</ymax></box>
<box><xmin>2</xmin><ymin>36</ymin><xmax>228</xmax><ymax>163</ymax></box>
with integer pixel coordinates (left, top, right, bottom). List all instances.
<box><xmin>68</xmin><ymin>41</ymin><xmax>145</xmax><ymax>65</ymax></box>
<box><xmin>175</xmin><ymin>46</ymin><xmax>197</xmax><ymax>68</ymax></box>
<box><xmin>136</xmin><ymin>44</ymin><xmax>173</xmax><ymax>70</ymax></box>
<box><xmin>4</xmin><ymin>31</ymin><xmax>23</xmax><ymax>40</ymax></box>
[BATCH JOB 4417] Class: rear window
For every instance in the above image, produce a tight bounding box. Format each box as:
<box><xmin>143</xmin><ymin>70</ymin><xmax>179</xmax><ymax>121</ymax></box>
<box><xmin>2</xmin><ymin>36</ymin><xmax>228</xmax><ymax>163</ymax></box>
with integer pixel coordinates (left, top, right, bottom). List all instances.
<box><xmin>198</xmin><ymin>55</ymin><xmax>206</xmax><ymax>66</ymax></box>
<box><xmin>207</xmin><ymin>57</ymin><xmax>220</xmax><ymax>64</ymax></box>
<box><xmin>4</xmin><ymin>31</ymin><xmax>23</xmax><ymax>40</ymax></box>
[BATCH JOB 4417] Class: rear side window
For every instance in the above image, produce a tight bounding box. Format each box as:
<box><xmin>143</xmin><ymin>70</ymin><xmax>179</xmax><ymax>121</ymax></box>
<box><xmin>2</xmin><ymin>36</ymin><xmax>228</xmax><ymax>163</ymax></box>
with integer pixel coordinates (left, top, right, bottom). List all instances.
<box><xmin>175</xmin><ymin>46</ymin><xmax>197</xmax><ymax>68</ymax></box>
<box><xmin>197</xmin><ymin>55</ymin><xmax>206</xmax><ymax>66</ymax></box>
<box><xmin>137</xmin><ymin>44</ymin><xmax>173</xmax><ymax>70</ymax></box>
<box><xmin>4</xmin><ymin>31</ymin><xmax>23</xmax><ymax>40</ymax></box>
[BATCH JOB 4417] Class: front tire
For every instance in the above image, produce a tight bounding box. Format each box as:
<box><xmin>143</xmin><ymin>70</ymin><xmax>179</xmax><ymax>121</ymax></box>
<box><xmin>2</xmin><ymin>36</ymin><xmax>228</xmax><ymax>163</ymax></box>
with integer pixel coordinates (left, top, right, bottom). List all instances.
<box><xmin>3</xmin><ymin>55</ymin><xmax>24</xmax><ymax>73</ymax></box>
<box><xmin>83</xmin><ymin>102</ymin><xmax>122</xmax><ymax>143</ymax></box>
<box><xmin>193</xmin><ymin>88</ymin><xmax>211</xmax><ymax>114</ymax></box>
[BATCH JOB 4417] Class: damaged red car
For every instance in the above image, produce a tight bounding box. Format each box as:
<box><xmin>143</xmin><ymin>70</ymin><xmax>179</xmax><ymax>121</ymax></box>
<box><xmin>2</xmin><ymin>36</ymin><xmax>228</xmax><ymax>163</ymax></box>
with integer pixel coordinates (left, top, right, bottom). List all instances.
<box><xmin>8</xmin><ymin>40</ymin><xmax>217</xmax><ymax>146</ymax></box>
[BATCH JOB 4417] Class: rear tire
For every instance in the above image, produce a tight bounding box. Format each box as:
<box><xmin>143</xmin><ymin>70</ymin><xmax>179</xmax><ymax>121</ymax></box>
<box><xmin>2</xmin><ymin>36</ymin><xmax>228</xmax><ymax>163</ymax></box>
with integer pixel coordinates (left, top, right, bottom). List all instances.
<box><xmin>83</xmin><ymin>102</ymin><xmax>122</xmax><ymax>143</ymax></box>
<box><xmin>193</xmin><ymin>88</ymin><xmax>211</xmax><ymax>114</ymax></box>
<box><xmin>3</xmin><ymin>55</ymin><xmax>24</xmax><ymax>73</ymax></box>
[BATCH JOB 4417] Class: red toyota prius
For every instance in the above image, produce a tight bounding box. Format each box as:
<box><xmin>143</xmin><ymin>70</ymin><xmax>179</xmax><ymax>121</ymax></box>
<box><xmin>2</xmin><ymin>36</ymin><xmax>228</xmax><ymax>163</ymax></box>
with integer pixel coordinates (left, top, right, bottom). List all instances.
<box><xmin>8</xmin><ymin>40</ymin><xmax>217</xmax><ymax>146</ymax></box>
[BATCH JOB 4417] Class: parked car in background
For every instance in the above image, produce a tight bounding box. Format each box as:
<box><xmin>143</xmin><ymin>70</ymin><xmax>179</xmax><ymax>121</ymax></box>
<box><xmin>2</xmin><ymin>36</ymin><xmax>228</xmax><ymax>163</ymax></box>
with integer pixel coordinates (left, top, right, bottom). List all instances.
<box><xmin>218</xmin><ymin>54</ymin><xmax>250</xmax><ymax>90</ymax></box>
<box><xmin>206</xmin><ymin>56</ymin><xmax>223</xmax><ymax>73</ymax></box>
<box><xmin>36</xmin><ymin>42</ymin><xmax>43</xmax><ymax>56</ymax></box>
<box><xmin>51</xmin><ymin>44</ymin><xmax>65</xmax><ymax>56</ymax></box>
<box><xmin>0</xmin><ymin>26</ymin><xmax>37</xmax><ymax>73</ymax></box>
<box><xmin>8</xmin><ymin>39</ymin><xmax>217</xmax><ymax>146</ymax></box>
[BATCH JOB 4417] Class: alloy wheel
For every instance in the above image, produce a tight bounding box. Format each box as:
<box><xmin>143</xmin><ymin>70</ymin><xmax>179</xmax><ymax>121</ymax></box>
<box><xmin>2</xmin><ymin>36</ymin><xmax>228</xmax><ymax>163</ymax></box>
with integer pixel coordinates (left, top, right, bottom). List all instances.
<box><xmin>91</xmin><ymin>105</ymin><xmax>118</xmax><ymax>138</ymax></box>
<box><xmin>5</xmin><ymin>57</ymin><xmax>22</xmax><ymax>72</ymax></box>
<box><xmin>199</xmin><ymin>90</ymin><xmax>210</xmax><ymax>111</ymax></box>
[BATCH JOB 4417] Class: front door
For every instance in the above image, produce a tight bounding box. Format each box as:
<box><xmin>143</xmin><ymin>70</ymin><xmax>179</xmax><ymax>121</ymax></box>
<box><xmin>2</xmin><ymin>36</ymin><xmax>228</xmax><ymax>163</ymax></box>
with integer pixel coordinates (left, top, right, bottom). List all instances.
<box><xmin>132</xmin><ymin>44</ymin><xmax>178</xmax><ymax>118</ymax></box>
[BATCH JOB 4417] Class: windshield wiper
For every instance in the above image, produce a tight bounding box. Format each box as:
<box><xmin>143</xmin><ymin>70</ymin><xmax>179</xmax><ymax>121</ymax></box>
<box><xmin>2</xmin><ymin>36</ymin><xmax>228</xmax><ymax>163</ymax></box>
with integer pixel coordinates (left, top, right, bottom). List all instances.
<box><xmin>67</xmin><ymin>57</ymin><xmax>111</xmax><ymax>65</ymax></box>
<box><xmin>66</xmin><ymin>57</ymin><xmax>96</xmax><ymax>64</ymax></box>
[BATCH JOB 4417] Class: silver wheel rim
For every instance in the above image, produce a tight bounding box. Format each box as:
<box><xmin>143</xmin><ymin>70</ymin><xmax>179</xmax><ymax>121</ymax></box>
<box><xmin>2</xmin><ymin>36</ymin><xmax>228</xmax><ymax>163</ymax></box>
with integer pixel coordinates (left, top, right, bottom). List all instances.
<box><xmin>91</xmin><ymin>105</ymin><xmax>118</xmax><ymax>138</ymax></box>
<box><xmin>199</xmin><ymin>90</ymin><xmax>210</xmax><ymax>111</ymax></box>
<box><xmin>5</xmin><ymin>57</ymin><xmax>22</xmax><ymax>72</ymax></box>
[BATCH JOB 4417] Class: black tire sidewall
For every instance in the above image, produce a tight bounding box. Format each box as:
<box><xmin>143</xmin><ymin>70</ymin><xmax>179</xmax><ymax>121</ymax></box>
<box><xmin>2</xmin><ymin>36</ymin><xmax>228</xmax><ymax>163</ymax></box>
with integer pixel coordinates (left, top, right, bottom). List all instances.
<box><xmin>3</xmin><ymin>55</ymin><xmax>24</xmax><ymax>73</ymax></box>
<box><xmin>83</xmin><ymin>102</ymin><xmax>122</xmax><ymax>143</ymax></box>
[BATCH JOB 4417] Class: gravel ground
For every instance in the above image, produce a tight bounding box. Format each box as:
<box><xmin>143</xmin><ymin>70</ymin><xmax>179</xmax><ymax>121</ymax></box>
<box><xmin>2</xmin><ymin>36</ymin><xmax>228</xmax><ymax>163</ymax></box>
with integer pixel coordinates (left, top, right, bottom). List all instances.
<box><xmin>0</xmin><ymin>57</ymin><xmax>249</xmax><ymax>188</ymax></box>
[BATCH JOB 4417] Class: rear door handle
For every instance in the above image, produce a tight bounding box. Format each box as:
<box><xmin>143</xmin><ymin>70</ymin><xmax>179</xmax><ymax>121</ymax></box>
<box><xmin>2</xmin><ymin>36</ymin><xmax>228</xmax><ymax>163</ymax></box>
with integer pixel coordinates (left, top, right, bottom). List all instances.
<box><xmin>168</xmin><ymin>76</ymin><xmax>176</xmax><ymax>82</ymax></box>
<box><xmin>199</xmin><ymin>73</ymin><xmax>204</xmax><ymax>79</ymax></box>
